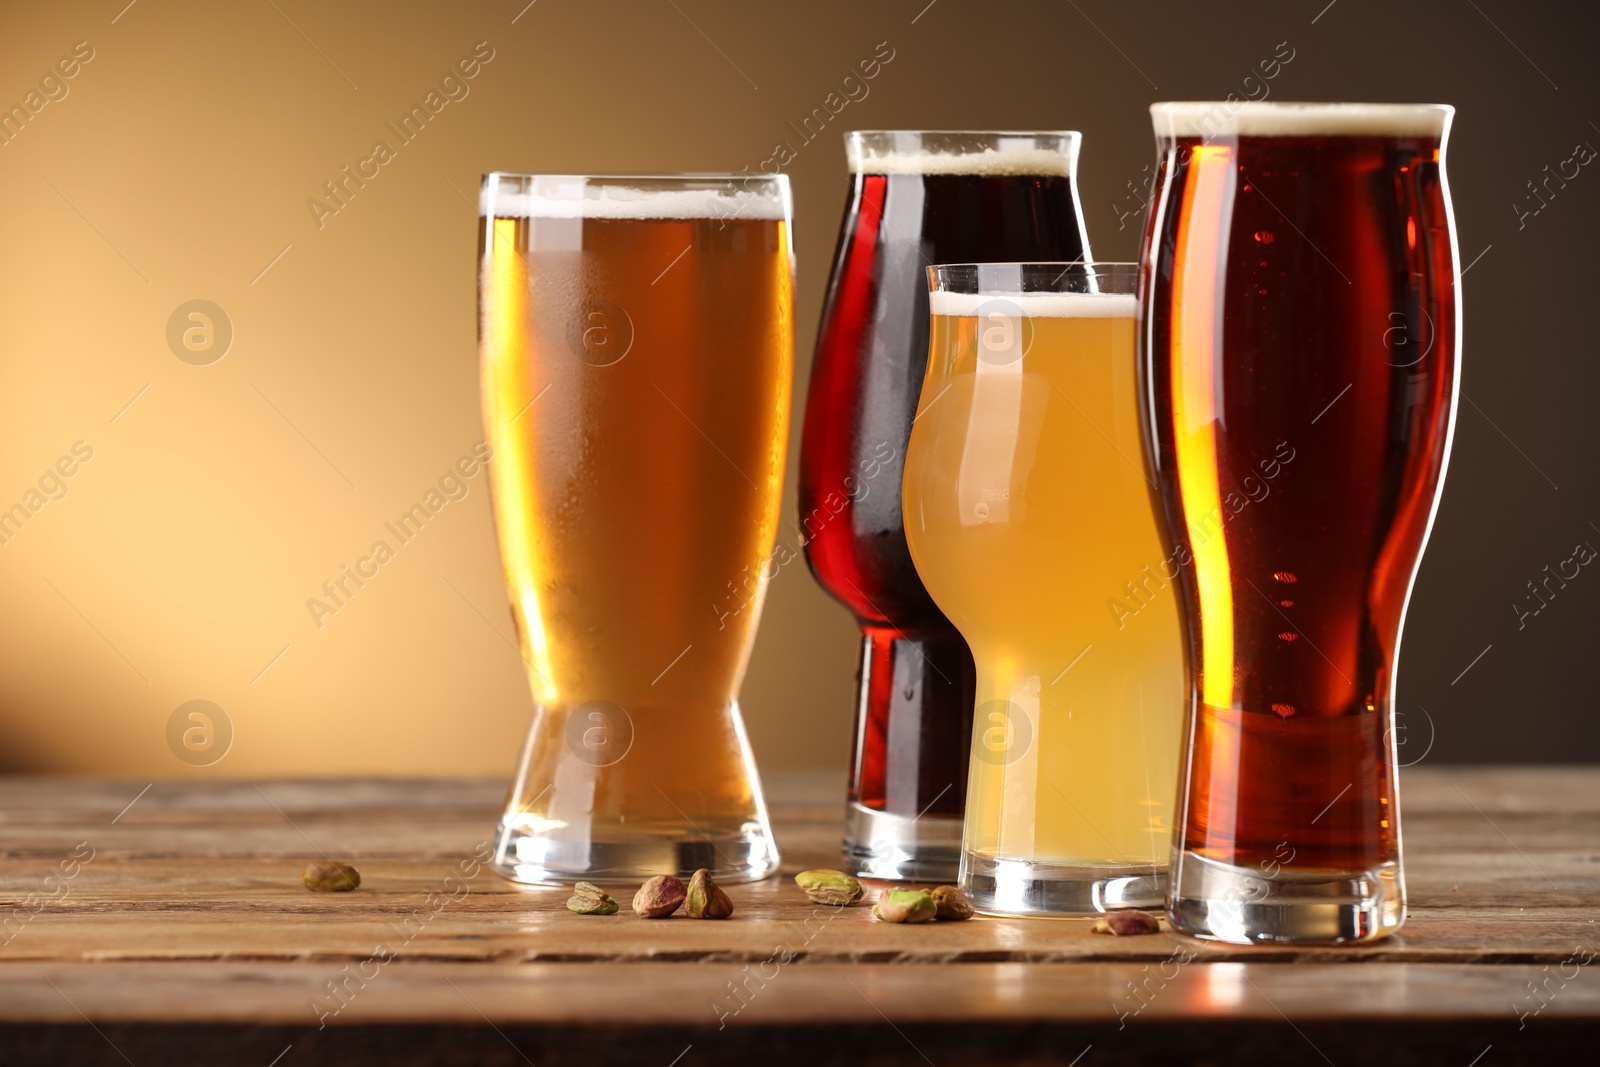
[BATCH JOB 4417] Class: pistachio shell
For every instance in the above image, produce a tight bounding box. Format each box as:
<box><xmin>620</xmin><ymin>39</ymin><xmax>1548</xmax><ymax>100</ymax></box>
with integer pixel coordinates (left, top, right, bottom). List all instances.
<box><xmin>929</xmin><ymin>885</ymin><xmax>975</xmax><ymax>921</ymax></box>
<box><xmin>872</xmin><ymin>887</ymin><xmax>936</xmax><ymax>924</ymax></box>
<box><xmin>1092</xmin><ymin>909</ymin><xmax>1161</xmax><ymax>936</ymax></box>
<box><xmin>566</xmin><ymin>881</ymin><xmax>619</xmax><ymax>915</ymax></box>
<box><xmin>632</xmin><ymin>875</ymin><xmax>687</xmax><ymax>918</ymax></box>
<box><xmin>685</xmin><ymin>868</ymin><xmax>734</xmax><ymax>919</ymax></box>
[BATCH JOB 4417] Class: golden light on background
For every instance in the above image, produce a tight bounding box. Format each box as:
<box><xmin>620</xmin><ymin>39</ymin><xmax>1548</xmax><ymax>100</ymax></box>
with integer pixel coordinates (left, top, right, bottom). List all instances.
<box><xmin>0</xmin><ymin>0</ymin><xmax>908</xmax><ymax>777</ymax></box>
<box><xmin>0</xmin><ymin>0</ymin><xmax>1586</xmax><ymax>776</ymax></box>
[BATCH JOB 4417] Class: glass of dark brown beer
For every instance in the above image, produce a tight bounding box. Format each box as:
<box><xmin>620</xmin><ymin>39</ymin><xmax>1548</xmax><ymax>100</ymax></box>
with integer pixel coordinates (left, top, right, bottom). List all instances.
<box><xmin>1138</xmin><ymin>103</ymin><xmax>1459</xmax><ymax>942</ymax></box>
<box><xmin>801</xmin><ymin>131</ymin><xmax>1093</xmax><ymax>880</ymax></box>
<box><xmin>479</xmin><ymin>173</ymin><xmax>792</xmax><ymax>885</ymax></box>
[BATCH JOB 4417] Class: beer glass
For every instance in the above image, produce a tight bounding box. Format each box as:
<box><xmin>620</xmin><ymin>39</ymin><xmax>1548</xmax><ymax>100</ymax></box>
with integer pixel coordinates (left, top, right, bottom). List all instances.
<box><xmin>904</xmin><ymin>263</ymin><xmax>1184</xmax><ymax>915</ymax></box>
<box><xmin>1139</xmin><ymin>103</ymin><xmax>1459</xmax><ymax>941</ymax></box>
<box><xmin>801</xmin><ymin>131</ymin><xmax>1093</xmax><ymax>880</ymax></box>
<box><xmin>479</xmin><ymin>173</ymin><xmax>792</xmax><ymax>884</ymax></box>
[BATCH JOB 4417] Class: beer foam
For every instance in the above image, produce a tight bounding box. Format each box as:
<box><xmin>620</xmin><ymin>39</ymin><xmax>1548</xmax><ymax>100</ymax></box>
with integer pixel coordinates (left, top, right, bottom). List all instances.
<box><xmin>930</xmin><ymin>290</ymin><xmax>1136</xmax><ymax>319</ymax></box>
<box><xmin>482</xmin><ymin>182</ymin><xmax>788</xmax><ymax>220</ymax></box>
<box><xmin>1151</xmin><ymin>102</ymin><xmax>1452</xmax><ymax>139</ymax></box>
<box><xmin>847</xmin><ymin>145</ymin><xmax>1076</xmax><ymax>176</ymax></box>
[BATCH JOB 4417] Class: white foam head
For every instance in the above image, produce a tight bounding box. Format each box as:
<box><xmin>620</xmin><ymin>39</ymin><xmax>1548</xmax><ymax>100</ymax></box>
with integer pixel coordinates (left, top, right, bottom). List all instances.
<box><xmin>482</xmin><ymin>175</ymin><xmax>788</xmax><ymax>220</ymax></box>
<box><xmin>846</xmin><ymin>132</ymin><xmax>1079</xmax><ymax>176</ymax></box>
<box><xmin>1151</xmin><ymin>102</ymin><xmax>1452</xmax><ymax>139</ymax></box>
<box><xmin>930</xmin><ymin>290</ymin><xmax>1136</xmax><ymax>318</ymax></box>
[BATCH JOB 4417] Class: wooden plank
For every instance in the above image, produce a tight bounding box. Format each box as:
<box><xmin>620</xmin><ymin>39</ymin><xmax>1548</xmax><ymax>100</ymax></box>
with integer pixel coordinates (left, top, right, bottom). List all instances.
<box><xmin>3</xmin><ymin>958</ymin><xmax>1599</xmax><ymax>1024</ymax></box>
<box><xmin>0</xmin><ymin>960</ymin><xmax>1592</xmax><ymax>1065</ymax></box>
<box><xmin>2</xmin><ymin>875</ymin><xmax>1598</xmax><ymax>965</ymax></box>
<box><xmin>2</xmin><ymin>769</ymin><xmax>1597</xmax><ymax>968</ymax></box>
<box><xmin>0</xmin><ymin>766</ymin><xmax>1597</xmax><ymax>1065</ymax></box>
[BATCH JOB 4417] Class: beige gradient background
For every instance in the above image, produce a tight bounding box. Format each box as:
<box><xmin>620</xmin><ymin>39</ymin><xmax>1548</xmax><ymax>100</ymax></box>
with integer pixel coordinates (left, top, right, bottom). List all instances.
<box><xmin>0</xmin><ymin>0</ymin><xmax>1594</xmax><ymax>777</ymax></box>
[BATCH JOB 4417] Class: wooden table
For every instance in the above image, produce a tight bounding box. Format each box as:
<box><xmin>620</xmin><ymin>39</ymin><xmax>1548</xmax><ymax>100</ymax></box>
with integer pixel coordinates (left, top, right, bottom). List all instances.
<box><xmin>0</xmin><ymin>768</ymin><xmax>1595</xmax><ymax>1065</ymax></box>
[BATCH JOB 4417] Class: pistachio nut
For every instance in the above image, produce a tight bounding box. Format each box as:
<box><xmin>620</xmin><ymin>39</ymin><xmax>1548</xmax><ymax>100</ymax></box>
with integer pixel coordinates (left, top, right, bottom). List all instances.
<box><xmin>300</xmin><ymin>860</ymin><xmax>360</xmax><ymax>892</ymax></box>
<box><xmin>685</xmin><ymin>868</ymin><xmax>734</xmax><ymax>919</ymax></box>
<box><xmin>794</xmin><ymin>868</ymin><xmax>864</xmax><ymax>907</ymax></box>
<box><xmin>871</xmin><ymin>887</ymin><xmax>936</xmax><ymax>924</ymax></box>
<box><xmin>929</xmin><ymin>885</ymin><xmax>975</xmax><ymax>921</ymax></box>
<box><xmin>1092</xmin><ymin>909</ymin><xmax>1161</xmax><ymax>936</ymax></box>
<box><xmin>632</xmin><ymin>874</ymin><xmax>687</xmax><ymax>918</ymax></box>
<box><xmin>566</xmin><ymin>881</ymin><xmax>619</xmax><ymax>915</ymax></box>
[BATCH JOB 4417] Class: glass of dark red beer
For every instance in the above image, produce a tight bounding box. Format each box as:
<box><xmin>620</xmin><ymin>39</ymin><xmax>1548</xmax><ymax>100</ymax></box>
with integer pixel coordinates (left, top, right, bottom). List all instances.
<box><xmin>800</xmin><ymin>131</ymin><xmax>1093</xmax><ymax>879</ymax></box>
<box><xmin>1138</xmin><ymin>102</ymin><xmax>1459</xmax><ymax>942</ymax></box>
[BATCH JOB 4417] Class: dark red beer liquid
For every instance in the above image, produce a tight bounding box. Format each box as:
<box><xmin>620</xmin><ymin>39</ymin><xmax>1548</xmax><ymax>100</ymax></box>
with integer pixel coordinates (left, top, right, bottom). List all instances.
<box><xmin>801</xmin><ymin>171</ymin><xmax>1089</xmax><ymax>818</ymax></box>
<box><xmin>1139</xmin><ymin>134</ymin><xmax>1456</xmax><ymax>872</ymax></box>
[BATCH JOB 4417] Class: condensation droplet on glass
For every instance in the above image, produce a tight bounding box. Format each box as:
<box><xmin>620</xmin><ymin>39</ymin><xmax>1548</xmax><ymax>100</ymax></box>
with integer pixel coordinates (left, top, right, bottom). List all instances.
<box><xmin>974</xmin><ymin>502</ymin><xmax>990</xmax><ymax>520</ymax></box>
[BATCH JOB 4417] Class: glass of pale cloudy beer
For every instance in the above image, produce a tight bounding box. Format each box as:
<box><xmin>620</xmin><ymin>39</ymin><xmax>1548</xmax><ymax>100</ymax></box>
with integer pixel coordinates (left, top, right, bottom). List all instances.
<box><xmin>478</xmin><ymin>173</ymin><xmax>792</xmax><ymax>884</ymax></box>
<box><xmin>1139</xmin><ymin>103</ymin><xmax>1458</xmax><ymax>942</ymax></box>
<box><xmin>903</xmin><ymin>262</ymin><xmax>1184</xmax><ymax>916</ymax></box>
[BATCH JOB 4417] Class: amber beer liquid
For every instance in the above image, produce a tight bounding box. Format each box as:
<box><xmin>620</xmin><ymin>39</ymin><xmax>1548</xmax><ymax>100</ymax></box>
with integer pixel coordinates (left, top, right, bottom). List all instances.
<box><xmin>478</xmin><ymin>174</ymin><xmax>793</xmax><ymax>884</ymax></box>
<box><xmin>1139</xmin><ymin>103</ymin><xmax>1459</xmax><ymax>942</ymax></box>
<box><xmin>904</xmin><ymin>265</ymin><xmax>1184</xmax><ymax>915</ymax></box>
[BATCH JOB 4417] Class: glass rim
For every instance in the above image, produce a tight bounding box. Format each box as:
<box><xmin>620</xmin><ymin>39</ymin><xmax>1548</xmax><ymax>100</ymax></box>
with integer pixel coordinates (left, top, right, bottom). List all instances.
<box><xmin>481</xmin><ymin>171</ymin><xmax>790</xmax><ymax>185</ymax></box>
<box><xmin>1150</xmin><ymin>101</ymin><xmax>1453</xmax><ymax>139</ymax></box>
<box><xmin>1150</xmin><ymin>100</ymin><xmax>1453</xmax><ymax>114</ymax></box>
<box><xmin>479</xmin><ymin>172</ymin><xmax>790</xmax><ymax>220</ymax></box>
<box><xmin>928</xmin><ymin>261</ymin><xmax>1137</xmax><ymax>296</ymax></box>
<box><xmin>845</xmin><ymin>130</ymin><xmax>1081</xmax><ymax>176</ymax></box>
<box><xmin>930</xmin><ymin>260</ymin><xmax>1135</xmax><ymax>272</ymax></box>
<box><xmin>846</xmin><ymin>129</ymin><xmax>1083</xmax><ymax>139</ymax></box>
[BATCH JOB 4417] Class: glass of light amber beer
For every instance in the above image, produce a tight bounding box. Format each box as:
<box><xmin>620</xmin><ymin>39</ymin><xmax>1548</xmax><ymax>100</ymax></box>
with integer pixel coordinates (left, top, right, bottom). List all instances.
<box><xmin>903</xmin><ymin>262</ymin><xmax>1185</xmax><ymax>916</ymax></box>
<box><xmin>478</xmin><ymin>173</ymin><xmax>792</xmax><ymax>884</ymax></box>
<box><xmin>1139</xmin><ymin>103</ymin><xmax>1459</xmax><ymax>942</ymax></box>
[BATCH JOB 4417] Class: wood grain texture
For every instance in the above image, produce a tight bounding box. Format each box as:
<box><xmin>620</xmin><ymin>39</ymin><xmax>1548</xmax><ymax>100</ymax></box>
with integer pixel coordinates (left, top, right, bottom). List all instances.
<box><xmin>0</xmin><ymin>768</ymin><xmax>1597</xmax><ymax>1064</ymax></box>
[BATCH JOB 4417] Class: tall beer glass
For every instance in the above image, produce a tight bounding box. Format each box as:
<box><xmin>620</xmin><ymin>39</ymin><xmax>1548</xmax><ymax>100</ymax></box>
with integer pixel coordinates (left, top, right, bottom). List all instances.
<box><xmin>802</xmin><ymin>131</ymin><xmax>1093</xmax><ymax>880</ymax></box>
<box><xmin>904</xmin><ymin>263</ymin><xmax>1184</xmax><ymax>915</ymax></box>
<box><xmin>479</xmin><ymin>173</ymin><xmax>792</xmax><ymax>884</ymax></box>
<box><xmin>1139</xmin><ymin>103</ymin><xmax>1459</xmax><ymax>941</ymax></box>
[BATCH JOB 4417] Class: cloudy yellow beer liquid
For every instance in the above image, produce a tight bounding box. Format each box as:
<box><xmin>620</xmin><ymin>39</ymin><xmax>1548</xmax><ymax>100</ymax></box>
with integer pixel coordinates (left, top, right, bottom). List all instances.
<box><xmin>904</xmin><ymin>289</ymin><xmax>1182</xmax><ymax>869</ymax></box>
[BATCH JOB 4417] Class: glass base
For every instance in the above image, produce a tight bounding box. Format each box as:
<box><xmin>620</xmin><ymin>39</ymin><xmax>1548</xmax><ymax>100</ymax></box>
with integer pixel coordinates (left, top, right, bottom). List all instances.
<box><xmin>961</xmin><ymin>851</ymin><xmax>1166</xmax><ymax>916</ymax></box>
<box><xmin>490</xmin><ymin>695</ymin><xmax>780</xmax><ymax>888</ymax></box>
<box><xmin>493</xmin><ymin>820</ymin><xmax>779</xmax><ymax>887</ymax></box>
<box><xmin>1168</xmin><ymin>849</ymin><xmax>1404</xmax><ymax>944</ymax></box>
<box><xmin>842</xmin><ymin>802</ymin><xmax>962</xmax><ymax>882</ymax></box>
